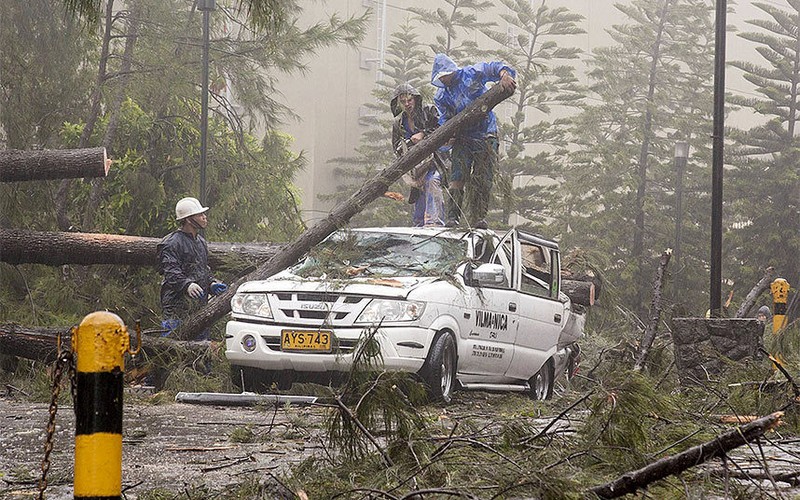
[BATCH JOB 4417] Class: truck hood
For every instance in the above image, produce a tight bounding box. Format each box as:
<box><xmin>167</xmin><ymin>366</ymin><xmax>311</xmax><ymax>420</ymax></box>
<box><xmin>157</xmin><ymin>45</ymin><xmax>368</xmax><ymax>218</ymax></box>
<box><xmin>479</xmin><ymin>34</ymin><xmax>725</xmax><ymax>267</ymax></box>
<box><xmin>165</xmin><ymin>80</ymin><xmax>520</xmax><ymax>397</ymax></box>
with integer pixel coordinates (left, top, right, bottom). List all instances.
<box><xmin>236</xmin><ymin>274</ymin><xmax>441</xmax><ymax>299</ymax></box>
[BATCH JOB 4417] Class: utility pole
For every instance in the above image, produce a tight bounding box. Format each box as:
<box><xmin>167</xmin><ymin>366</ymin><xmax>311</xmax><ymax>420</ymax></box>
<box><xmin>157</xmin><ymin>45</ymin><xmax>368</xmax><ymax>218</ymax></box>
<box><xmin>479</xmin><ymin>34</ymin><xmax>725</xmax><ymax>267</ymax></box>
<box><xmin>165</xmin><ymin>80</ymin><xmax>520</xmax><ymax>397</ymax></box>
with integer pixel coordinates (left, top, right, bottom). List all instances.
<box><xmin>673</xmin><ymin>141</ymin><xmax>689</xmax><ymax>301</ymax></box>
<box><xmin>199</xmin><ymin>0</ymin><xmax>215</xmax><ymax>206</ymax></box>
<box><xmin>710</xmin><ymin>0</ymin><xmax>727</xmax><ymax>316</ymax></box>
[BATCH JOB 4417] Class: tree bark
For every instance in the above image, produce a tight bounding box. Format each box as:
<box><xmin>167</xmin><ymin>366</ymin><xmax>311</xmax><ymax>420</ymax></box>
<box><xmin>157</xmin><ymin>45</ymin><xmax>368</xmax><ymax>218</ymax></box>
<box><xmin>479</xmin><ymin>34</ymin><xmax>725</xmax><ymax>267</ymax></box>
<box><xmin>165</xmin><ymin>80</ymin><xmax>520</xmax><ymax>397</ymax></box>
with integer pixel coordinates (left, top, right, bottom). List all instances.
<box><xmin>0</xmin><ymin>229</ymin><xmax>281</xmax><ymax>268</ymax></box>
<box><xmin>588</xmin><ymin>411</ymin><xmax>784</xmax><ymax>499</ymax></box>
<box><xmin>633</xmin><ymin>249</ymin><xmax>671</xmax><ymax>371</ymax></box>
<box><xmin>734</xmin><ymin>266</ymin><xmax>776</xmax><ymax>318</ymax></box>
<box><xmin>0</xmin><ymin>323</ymin><xmax>210</xmax><ymax>364</ymax></box>
<box><xmin>562</xmin><ymin>279</ymin><xmax>594</xmax><ymax>307</ymax></box>
<box><xmin>175</xmin><ymin>82</ymin><xmax>516</xmax><ymax>340</ymax></box>
<box><xmin>0</xmin><ymin>147</ymin><xmax>110</xmax><ymax>182</ymax></box>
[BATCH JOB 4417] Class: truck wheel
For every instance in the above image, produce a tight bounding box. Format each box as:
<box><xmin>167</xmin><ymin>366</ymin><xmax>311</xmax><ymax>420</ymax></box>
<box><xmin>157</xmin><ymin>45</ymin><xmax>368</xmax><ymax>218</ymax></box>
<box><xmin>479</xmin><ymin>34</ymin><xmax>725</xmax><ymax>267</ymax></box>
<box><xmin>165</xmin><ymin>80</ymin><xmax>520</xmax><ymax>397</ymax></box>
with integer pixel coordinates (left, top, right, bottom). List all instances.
<box><xmin>230</xmin><ymin>366</ymin><xmax>276</xmax><ymax>393</ymax></box>
<box><xmin>529</xmin><ymin>360</ymin><xmax>553</xmax><ymax>401</ymax></box>
<box><xmin>422</xmin><ymin>333</ymin><xmax>457</xmax><ymax>403</ymax></box>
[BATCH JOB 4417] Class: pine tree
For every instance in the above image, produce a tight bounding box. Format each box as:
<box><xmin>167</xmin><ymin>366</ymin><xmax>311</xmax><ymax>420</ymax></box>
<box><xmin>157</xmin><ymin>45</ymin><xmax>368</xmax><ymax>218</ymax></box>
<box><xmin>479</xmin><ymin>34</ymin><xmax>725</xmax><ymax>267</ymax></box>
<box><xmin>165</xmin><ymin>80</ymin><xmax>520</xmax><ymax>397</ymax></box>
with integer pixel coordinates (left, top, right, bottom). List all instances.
<box><xmin>480</xmin><ymin>0</ymin><xmax>585</xmax><ymax>229</ymax></box>
<box><xmin>561</xmin><ymin>0</ymin><xmax>716</xmax><ymax>314</ymax></box>
<box><xmin>322</xmin><ymin>21</ymin><xmax>434</xmax><ymax>227</ymax></box>
<box><xmin>727</xmin><ymin>0</ymin><xmax>800</xmax><ymax>299</ymax></box>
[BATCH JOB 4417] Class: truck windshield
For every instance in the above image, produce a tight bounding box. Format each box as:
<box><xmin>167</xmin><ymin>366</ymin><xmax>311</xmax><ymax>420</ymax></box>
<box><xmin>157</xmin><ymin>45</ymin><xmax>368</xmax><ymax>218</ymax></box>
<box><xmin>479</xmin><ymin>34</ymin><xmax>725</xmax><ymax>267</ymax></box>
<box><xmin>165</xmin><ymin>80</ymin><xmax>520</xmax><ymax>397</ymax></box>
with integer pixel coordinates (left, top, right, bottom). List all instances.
<box><xmin>292</xmin><ymin>231</ymin><xmax>468</xmax><ymax>278</ymax></box>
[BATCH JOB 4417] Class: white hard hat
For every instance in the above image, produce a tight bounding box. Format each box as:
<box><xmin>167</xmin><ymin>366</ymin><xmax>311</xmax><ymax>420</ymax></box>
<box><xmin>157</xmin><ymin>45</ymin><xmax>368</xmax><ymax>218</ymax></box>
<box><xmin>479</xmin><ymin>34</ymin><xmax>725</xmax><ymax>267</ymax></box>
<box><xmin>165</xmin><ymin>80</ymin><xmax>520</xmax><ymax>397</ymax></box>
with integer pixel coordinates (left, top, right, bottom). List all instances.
<box><xmin>175</xmin><ymin>197</ymin><xmax>209</xmax><ymax>220</ymax></box>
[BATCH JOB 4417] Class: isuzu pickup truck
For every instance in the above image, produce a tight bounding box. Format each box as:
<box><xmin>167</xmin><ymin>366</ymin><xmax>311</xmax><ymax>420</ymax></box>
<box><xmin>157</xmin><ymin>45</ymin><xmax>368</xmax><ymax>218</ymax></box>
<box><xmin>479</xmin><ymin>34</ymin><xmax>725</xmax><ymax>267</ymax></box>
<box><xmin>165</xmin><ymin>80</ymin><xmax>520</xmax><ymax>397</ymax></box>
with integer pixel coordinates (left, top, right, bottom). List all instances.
<box><xmin>225</xmin><ymin>226</ymin><xmax>584</xmax><ymax>402</ymax></box>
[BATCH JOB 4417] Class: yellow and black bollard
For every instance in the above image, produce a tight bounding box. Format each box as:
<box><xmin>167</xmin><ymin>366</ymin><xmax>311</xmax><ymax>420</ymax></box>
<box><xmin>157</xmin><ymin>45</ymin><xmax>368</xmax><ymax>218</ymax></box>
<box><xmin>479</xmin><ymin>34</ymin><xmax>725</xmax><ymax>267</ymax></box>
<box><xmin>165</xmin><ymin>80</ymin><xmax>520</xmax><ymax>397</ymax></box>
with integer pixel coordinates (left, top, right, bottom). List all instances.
<box><xmin>71</xmin><ymin>311</ymin><xmax>131</xmax><ymax>500</ymax></box>
<box><xmin>771</xmin><ymin>278</ymin><xmax>790</xmax><ymax>335</ymax></box>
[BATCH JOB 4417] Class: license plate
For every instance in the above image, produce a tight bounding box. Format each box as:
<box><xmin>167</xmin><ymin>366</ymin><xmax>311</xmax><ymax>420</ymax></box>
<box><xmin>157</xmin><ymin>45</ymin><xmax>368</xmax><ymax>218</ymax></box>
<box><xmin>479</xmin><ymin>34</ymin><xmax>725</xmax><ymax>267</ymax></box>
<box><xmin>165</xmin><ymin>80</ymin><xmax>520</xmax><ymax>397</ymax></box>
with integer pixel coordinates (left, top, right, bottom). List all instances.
<box><xmin>281</xmin><ymin>330</ymin><xmax>332</xmax><ymax>352</ymax></box>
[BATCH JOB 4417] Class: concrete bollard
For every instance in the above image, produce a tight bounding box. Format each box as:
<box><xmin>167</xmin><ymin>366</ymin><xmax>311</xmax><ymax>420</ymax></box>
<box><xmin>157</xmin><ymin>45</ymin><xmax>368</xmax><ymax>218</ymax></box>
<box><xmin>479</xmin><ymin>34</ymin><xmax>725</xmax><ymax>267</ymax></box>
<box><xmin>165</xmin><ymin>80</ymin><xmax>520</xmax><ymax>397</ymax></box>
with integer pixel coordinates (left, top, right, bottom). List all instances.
<box><xmin>771</xmin><ymin>278</ymin><xmax>790</xmax><ymax>335</ymax></box>
<box><xmin>71</xmin><ymin>311</ymin><xmax>129</xmax><ymax>500</ymax></box>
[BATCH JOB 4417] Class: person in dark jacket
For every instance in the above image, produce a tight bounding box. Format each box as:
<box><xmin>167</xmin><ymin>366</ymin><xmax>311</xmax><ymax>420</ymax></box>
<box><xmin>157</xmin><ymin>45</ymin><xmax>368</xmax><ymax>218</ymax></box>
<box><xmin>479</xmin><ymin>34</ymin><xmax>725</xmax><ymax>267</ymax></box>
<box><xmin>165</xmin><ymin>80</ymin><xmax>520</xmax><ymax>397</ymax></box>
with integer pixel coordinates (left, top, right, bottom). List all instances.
<box><xmin>431</xmin><ymin>53</ymin><xmax>516</xmax><ymax>228</ymax></box>
<box><xmin>157</xmin><ymin>197</ymin><xmax>226</xmax><ymax>339</ymax></box>
<box><xmin>391</xmin><ymin>83</ymin><xmax>446</xmax><ymax>227</ymax></box>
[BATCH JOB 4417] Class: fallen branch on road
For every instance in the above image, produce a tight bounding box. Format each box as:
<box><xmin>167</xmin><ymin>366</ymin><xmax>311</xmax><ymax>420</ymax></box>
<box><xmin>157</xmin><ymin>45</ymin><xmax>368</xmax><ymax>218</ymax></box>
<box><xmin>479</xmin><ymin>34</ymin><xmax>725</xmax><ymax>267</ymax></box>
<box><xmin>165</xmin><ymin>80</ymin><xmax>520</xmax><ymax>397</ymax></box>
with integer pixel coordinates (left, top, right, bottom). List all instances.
<box><xmin>587</xmin><ymin>411</ymin><xmax>784</xmax><ymax>499</ymax></box>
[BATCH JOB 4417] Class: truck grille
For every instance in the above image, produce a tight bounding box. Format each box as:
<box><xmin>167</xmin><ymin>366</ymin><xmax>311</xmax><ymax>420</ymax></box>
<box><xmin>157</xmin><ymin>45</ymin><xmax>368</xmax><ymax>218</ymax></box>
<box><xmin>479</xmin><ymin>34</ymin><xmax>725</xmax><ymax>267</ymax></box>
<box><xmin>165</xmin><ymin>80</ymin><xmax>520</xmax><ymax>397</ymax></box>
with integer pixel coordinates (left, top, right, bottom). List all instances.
<box><xmin>270</xmin><ymin>292</ymin><xmax>369</xmax><ymax>325</ymax></box>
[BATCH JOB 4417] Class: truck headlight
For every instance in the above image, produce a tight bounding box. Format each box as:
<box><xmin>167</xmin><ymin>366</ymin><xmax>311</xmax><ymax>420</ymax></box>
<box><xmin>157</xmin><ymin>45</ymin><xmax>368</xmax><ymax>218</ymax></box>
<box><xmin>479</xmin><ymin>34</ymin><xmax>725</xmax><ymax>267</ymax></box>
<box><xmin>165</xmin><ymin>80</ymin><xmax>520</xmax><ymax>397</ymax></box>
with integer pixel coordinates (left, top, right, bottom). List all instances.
<box><xmin>356</xmin><ymin>299</ymin><xmax>424</xmax><ymax>323</ymax></box>
<box><xmin>231</xmin><ymin>293</ymin><xmax>273</xmax><ymax>319</ymax></box>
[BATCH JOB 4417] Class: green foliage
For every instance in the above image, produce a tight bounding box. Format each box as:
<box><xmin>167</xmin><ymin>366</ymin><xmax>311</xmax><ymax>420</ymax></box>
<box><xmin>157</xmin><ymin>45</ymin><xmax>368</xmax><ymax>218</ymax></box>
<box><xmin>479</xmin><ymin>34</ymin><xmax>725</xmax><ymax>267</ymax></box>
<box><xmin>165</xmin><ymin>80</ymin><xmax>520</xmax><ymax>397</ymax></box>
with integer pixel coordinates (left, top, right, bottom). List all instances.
<box><xmin>325</xmin><ymin>326</ymin><xmax>429</xmax><ymax>463</ymax></box>
<box><xmin>482</xmin><ymin>0</ymin><xmax>585</xmax><ymax>229</ymax></box>
<box><xmin>727</xmin><ymin>1</ymin><xmax>800</xmax><ymax>293</ymax></box>
<box><xmin>561</xmin><ymin>0</ymin><xmax>716</xmax><ymax>314</ymax></box>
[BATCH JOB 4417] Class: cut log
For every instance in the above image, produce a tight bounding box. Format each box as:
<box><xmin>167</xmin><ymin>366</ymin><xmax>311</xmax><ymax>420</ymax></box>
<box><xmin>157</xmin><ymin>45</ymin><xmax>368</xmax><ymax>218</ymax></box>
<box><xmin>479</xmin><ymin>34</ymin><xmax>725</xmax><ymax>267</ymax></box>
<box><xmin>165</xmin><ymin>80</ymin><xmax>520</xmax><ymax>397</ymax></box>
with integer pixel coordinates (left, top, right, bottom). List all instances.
<box><xmin>0</xmin><ymin>323</ymin><xmax>211</xmax><ymax>364</ymax></box>
<box><xmin>0</xmin><ymin>147</ymin><xmax>110</xmax><ymax>182</ymax></box>
<box><xmin>734</xmin><ymin>266</ymin><xmax>776</xmax><ymax>318</ymax></box>
<box><xmin>633</xmin><ymin>249</ymin><xmax>671</xmax><ymax>371</ymax></box>
<box><xmin>588</xmin><ymin>411</ymin><xmax>784</xmax><ymax>499</ymax></box>
<box><xmin>0</xmin><ymin>229</ymin><xmax>281</xmax><ymax>268</ymax></box>
<box><xmin>175</xmin><ymin>82</ymin><xmax>517</xmax><ymax>340</ymax></box>
<box><xmin>562</xmin><ymin>279</ymin><xmax>594</xmax><ymax>307</ymax></box>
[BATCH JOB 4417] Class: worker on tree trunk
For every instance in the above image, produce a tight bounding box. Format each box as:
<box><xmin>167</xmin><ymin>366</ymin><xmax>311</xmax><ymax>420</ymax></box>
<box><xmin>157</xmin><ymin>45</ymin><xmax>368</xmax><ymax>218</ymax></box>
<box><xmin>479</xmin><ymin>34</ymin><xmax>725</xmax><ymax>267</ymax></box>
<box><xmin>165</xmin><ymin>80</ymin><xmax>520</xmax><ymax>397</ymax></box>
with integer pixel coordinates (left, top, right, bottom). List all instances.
<box><xmin>431</xmin><ymin>53</ymin><xmax>516</xmax><ymax>229</ymax></box>
<box><xmin>157</xmin><ymin>197</ymin><xmax>227</xmax><ymax>340</ymax></box>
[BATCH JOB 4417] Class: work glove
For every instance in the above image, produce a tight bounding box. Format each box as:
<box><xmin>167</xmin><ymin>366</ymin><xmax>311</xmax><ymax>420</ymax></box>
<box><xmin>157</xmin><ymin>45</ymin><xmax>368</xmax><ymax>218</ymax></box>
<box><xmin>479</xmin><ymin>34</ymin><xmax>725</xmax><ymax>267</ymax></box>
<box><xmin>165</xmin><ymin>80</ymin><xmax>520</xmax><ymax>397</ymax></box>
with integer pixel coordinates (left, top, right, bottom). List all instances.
<box><xmin>210</xmin><ymin>282</ymin><xmax>228</xmax><ymax>296</ymax></box>
<box><xmin>186</xmin><ymin>282</ymin><xmax>204</xmax><ymax>299</ymax></box>
<box><xmin>160</xmin><ymin>319</ymin><xmax>181</xmax><ymax>337</ymax></box>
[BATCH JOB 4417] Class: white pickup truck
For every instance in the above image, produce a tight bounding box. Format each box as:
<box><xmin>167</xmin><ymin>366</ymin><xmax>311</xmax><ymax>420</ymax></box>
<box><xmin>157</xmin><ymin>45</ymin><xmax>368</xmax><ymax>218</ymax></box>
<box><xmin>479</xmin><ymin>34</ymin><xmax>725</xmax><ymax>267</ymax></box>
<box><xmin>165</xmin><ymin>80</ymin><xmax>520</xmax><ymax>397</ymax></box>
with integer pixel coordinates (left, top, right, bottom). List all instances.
<box><xmin>225</xmin><ymin>226</ymin><xmax>584</xmax><ymax>402</ymax></box>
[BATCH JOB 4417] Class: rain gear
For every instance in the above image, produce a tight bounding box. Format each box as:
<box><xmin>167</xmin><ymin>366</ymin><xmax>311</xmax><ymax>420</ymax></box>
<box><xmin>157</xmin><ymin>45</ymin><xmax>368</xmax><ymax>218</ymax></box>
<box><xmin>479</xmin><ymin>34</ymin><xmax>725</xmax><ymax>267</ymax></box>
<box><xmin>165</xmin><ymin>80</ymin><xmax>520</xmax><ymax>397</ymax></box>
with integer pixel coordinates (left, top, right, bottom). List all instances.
<box><xmin>390</xmin><ymin>83</ymin><xmax>446</xmax><ymax>227</ymax></box>
<box><xmin>157</xmin><ymin>229</ymin><xmax>213</xmax><ymax>325</ymax></box>
<box><xmin>430</xmin><ymin>53</ymin><xmax>515</xmax><ymax>141</ymax></box>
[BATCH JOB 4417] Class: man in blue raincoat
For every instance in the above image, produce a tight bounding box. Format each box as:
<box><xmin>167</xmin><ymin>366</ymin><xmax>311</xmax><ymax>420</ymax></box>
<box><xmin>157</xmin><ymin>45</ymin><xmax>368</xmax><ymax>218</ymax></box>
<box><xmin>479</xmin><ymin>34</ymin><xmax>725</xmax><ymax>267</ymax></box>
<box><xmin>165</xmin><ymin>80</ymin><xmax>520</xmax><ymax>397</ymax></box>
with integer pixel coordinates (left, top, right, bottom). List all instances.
<box><xmin>431</xmin><ymin>53</ymin><xmax>516</xmax><ymax>228</ymax></box>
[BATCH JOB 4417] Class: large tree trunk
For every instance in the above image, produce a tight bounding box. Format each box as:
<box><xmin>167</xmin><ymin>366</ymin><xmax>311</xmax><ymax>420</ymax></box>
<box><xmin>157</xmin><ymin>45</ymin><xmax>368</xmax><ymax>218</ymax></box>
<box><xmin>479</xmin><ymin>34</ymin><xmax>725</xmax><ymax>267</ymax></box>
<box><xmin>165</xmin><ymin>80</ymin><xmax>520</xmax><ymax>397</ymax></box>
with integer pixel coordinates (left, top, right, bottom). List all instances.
<box><xmin>0</xmin><ymin>323</ymin><xmax>210</xmax><ymax>364</ymax></box>
<box><xmin>562</xmin><ymin>279</ymin><xmax>594</xmax><ymax>307</ymax></box>
<box><xmin>0</xmin><ymin>229</ymin><xmax>281</xmax><ymax>268</ymax></box>
<box><xmin>0</xmin><ymin>147</ymin><xmax>110</xmax><ymax>182</ymax></box>
<box><xmin>588</xmin><ymin>411</ymin><xmax>784</xmax><ymax>499</ymax></box>
<box><xmin>175</xmin><ymin>83</ymin><xmax>516</xmax><ymax>340</ymax></box>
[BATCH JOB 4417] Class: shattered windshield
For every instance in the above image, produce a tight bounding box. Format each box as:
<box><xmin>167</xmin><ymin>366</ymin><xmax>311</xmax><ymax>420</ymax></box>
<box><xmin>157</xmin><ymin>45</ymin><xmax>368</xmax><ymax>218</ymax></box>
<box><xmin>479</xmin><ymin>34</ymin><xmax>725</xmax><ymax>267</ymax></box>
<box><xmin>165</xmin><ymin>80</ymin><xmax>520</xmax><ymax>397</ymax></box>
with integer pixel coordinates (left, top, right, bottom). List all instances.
<box><xmin>292</xmin><ymin>231</ymin><xmax>468</xmax><ymax>279</ymax></box>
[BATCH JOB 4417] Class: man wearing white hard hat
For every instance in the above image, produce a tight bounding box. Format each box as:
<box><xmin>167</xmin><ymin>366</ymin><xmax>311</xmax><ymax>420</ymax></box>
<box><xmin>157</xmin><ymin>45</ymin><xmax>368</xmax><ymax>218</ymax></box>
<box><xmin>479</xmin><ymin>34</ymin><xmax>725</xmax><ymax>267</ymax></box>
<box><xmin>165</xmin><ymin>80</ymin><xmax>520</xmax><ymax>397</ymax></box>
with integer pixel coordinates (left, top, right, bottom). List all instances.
<box><xmin>156</xmin><ymin>196</ymin><xmax>227</xmax><ymax>339</ymax></box>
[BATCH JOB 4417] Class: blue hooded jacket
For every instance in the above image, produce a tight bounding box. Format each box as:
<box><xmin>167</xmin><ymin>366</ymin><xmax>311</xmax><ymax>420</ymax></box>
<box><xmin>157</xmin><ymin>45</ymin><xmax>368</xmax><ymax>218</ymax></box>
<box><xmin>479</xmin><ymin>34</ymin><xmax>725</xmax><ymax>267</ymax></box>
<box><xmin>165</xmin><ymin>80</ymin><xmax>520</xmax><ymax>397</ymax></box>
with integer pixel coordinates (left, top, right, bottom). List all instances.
<box><xmin>431</xmin><ymin>53</ymin><xmax>515</xmax><ymax>140</ymax></box>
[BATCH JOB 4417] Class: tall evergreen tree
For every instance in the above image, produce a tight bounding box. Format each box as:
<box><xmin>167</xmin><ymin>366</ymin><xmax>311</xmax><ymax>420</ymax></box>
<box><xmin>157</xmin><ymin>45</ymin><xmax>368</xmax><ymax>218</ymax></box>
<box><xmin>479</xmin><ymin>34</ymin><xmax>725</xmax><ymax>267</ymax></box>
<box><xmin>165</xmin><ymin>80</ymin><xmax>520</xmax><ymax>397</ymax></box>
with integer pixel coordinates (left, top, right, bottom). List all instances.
<box><xmin>323</xmin><ymin>21</ymin><xmax>431</xmax><ymax>227</ymax></box>
<box><xmin>727</xmin><ymin>0</ymin><xmax>800</xmax><ymax>298</ymax></box>
<box><xmin>561</xmin><ymin>0</ymin><xmax>716</xmax><ymax>315</ymax></box>
<box><xmin>480</xmin><ymin>0</ymin><xmax>584</xmax><ymax>229</ymax></box>
<box><xmin>408</xmin><ymin>0</ymin><xmax>496</xmax><ymax>62</ymax></box>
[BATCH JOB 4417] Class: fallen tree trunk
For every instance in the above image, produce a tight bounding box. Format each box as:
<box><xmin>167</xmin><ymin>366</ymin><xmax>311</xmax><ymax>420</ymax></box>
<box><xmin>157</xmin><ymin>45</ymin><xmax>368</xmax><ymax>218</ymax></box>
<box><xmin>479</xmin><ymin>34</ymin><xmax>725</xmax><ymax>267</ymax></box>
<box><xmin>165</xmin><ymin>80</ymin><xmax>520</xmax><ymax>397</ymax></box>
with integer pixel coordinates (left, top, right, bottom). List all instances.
<box><xmin>0</xmin><ymin>229</ymin><xmax>281</xmax><ymax>269</ymax></box>
<box><xmin>0</xmin><ymin>147</ymin><xmax>110</xmax><ymax>182</ymax></box>
<box><xmin>0</xmin><ymin>323</ymin><xmax>210</xmax><ymax>364</ymax></box>
<box><xmin>588</xmin><ymin>411</ymin><xmax>784</xmax><ymax>499</ymax></box>
<box><xmin>175</xmin><ymin>82</ymin><xmax>516</xmax><ymax>340</ymax></box>
<box><xmin>562</xmin><ymin>279</ymin><xmax>594</xmax><ymax>307</ymax></box>
<box><xmin>735</xmin><ymin>266</ymin><xmax>776</xmax><ymax>318</ymax></box>
<box><xmin>634</xmin><ymin>249</ymin><xmax>671</xmax><ymax>371</ymax></box>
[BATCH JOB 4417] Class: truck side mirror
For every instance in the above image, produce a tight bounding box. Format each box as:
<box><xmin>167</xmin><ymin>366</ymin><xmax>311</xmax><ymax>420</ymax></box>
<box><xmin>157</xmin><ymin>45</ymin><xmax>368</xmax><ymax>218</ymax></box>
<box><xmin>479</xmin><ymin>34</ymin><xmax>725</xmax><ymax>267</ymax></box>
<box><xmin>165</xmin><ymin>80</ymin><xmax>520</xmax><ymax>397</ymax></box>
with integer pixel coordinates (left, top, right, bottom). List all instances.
<box><xmin>472</xmin><ymin>263</ymin><xmax>507</xmax><ymax>287</ymax></box>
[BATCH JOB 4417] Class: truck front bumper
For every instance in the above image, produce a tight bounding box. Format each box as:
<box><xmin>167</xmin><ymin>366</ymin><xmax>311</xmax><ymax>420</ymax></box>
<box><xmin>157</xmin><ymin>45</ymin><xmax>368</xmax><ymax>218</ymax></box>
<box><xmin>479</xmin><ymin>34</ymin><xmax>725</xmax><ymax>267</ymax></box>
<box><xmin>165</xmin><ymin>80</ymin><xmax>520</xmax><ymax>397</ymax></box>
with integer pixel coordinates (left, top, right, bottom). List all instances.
<box><xmin>225</xmin><ymin>320</ymin><xmax>432</xmax><ymax>373</ymax></box>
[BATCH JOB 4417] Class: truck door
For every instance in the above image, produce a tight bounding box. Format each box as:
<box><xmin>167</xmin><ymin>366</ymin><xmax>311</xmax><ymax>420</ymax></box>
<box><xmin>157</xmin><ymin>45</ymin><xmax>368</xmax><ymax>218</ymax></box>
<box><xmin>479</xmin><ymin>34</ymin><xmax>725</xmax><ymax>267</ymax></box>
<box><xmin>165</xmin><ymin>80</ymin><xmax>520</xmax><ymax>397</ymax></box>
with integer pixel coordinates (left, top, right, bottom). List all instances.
<box><xmin>459</xmin><ymin>229</ymin><xmax>517</xmax><ymax>377</ymax></box>
<box><xmin>504</xmin><ymin>232</ymin><xmax>566</xmax><ymax>381</ymax></box>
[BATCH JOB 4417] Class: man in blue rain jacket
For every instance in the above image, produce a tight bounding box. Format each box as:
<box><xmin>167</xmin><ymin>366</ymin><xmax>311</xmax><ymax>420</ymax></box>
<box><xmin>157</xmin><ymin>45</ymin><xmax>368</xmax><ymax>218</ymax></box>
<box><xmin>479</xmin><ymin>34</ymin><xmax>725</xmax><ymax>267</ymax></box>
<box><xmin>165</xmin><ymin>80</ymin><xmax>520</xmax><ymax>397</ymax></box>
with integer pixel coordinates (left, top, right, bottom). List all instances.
<box><xmin>431</xmin><ymin>53</ymin><xmax>516</xmax><ymax>228</ymax></box>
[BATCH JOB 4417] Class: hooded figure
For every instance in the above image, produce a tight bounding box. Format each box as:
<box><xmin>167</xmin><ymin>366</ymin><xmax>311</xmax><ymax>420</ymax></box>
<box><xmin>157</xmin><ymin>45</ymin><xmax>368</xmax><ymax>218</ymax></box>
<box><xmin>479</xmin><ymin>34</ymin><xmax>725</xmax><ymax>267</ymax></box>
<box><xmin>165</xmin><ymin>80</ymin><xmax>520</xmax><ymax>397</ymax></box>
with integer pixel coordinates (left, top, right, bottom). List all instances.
<box><xmin>390</xmin><ymin>83</ymin><xmax>445</xmax><ymax>227</ymax></box>
<box><xmin>756</xmin><ymin>305</ymin><xmax>772</xmax><ymax>322</ymax></box>
<box><xmin>430</xmin><ymin>53</ymin><xmax>516</xmax><ymax>227</ymax></box>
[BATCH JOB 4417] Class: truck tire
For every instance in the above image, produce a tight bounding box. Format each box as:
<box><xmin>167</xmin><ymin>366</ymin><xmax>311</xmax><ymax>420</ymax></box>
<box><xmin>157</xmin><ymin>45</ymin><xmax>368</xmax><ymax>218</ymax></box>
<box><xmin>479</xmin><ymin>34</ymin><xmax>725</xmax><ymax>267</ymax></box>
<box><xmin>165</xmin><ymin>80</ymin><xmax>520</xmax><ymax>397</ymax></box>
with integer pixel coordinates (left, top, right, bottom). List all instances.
<box><xmin>230</xmin><ymin>365</ymin><xmax>276</xmax><ymax>393</ymax></box>
<box><xmin>529</xmin><ymin>360</ymin><xmax>554</xmax><ymax>401</ymax></box>
<box><xmin>421</xmin><ymin>333</ymin><xmax>457</xmax><ymax>403</ymax></box>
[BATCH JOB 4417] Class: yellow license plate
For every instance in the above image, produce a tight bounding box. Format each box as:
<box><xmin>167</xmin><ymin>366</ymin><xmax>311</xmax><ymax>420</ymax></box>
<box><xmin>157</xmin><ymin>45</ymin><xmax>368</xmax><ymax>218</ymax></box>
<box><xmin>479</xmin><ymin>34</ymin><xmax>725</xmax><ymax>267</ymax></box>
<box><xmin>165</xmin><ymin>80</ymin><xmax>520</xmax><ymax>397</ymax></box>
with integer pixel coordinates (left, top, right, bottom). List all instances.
<box><xmin>281</xmin><ymin>330</ymin><xmax>332</xmax><ymax>351</ymax></box>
